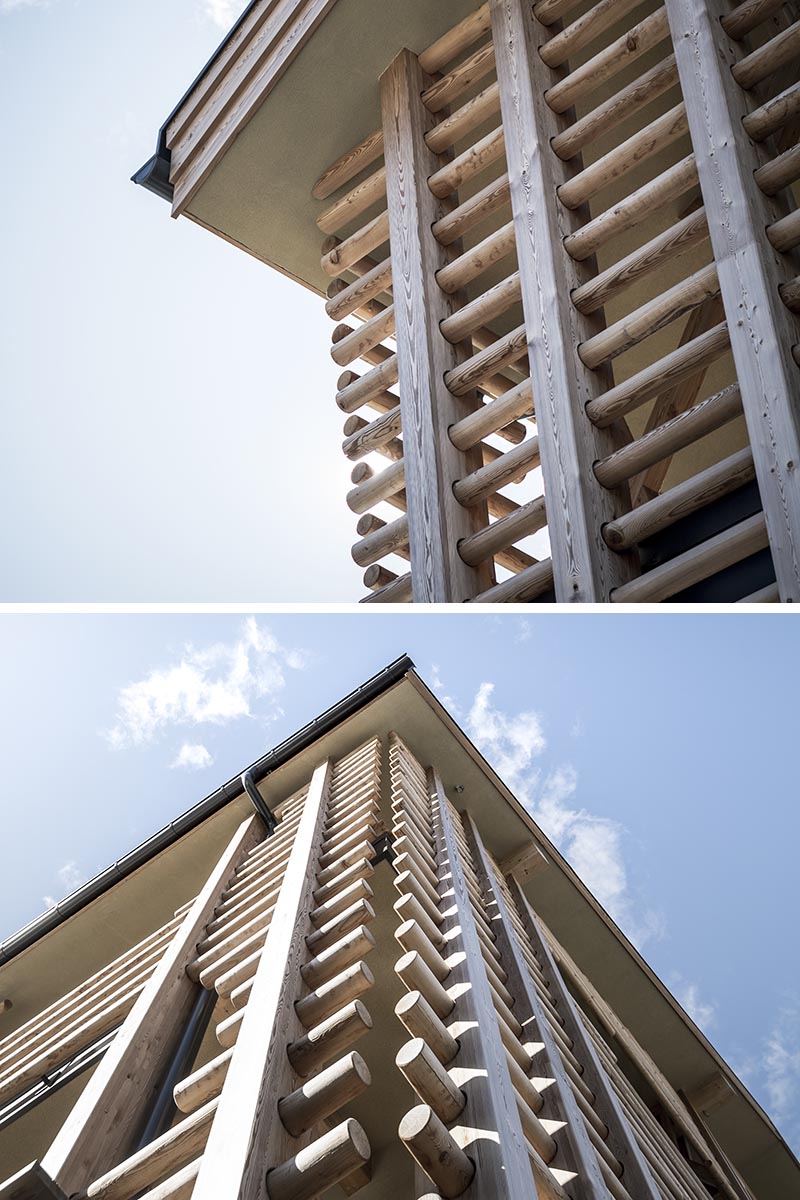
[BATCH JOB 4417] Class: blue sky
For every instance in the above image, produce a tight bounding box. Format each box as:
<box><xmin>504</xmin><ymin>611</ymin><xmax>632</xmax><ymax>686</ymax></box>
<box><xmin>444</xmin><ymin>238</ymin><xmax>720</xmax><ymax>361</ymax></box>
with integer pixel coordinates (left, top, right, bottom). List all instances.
<box><xmin>1</xmin><ymin>0</ymin><xmax>361</xmax><ymax>600</ymax></box>
<box><xmin>0</xmin><ymin>611</ymin><xmax>797</xmax><ymax>1149</ymax></box>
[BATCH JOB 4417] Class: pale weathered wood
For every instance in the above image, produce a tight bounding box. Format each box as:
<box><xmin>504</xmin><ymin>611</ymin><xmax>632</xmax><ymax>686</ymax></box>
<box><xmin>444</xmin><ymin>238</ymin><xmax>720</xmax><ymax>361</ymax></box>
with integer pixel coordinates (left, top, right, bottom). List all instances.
<box><xmin>596</xmin><ymin>382</ymin><xmax>742</xmax><ymax>490</ymax></box>
<box><xmin>545</xmin><ymin>7</ymin><xmax>672</xmax><ymax>114</ymax></box>
<box><xmin>380</xmin><ymin>49</ymin><xmax>493</xmax><ymax>602</ymax></box>
<box><xmin>42</xmin><ymin>815</ymin><xmax>263</xmax><ymax>1192</ymax></box>
<box><xmin>541</xmin><ymin>918</ymin><xmax>742</xmax><ymax>1200</ymax></box>
<box><xmin>427</xmin><ymin>770</ymin><xmax>534</xmax><ymax>1196</ymax></box>
<box><xmin>191</xmin><ymin>762</ymin><xmax>332</xmax><ymax>1200</ymax></box>
<box><xmin>266</xmin><ymin>1118</ymin><xmax>370</xmax><ymax>1200</ymax></box>
<box><xmin>611</xmin><ymin>513</ymin><xmax>769</xmax><ymax>603</ymax></box>
<box><xmin>490</xmin><ymin>0</ymin><xmax>637</xmax><ymax>601</ymax></box>
<box><xmin>665</xmin><ymin>0</ymin><xmax>800</xmax><ymax>600</ymax></box>
<box><xmin>466</xmin><ymin>819</ymin><xmax>616</xmax><ymax>1199</ymax></box>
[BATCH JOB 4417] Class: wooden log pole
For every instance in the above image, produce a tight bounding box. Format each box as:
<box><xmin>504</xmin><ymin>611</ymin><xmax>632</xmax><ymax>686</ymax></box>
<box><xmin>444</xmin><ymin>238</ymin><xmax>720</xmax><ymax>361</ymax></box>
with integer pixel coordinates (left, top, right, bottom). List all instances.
<box><xmin>174</xmin><ymin>1048</ymin><xmax>232</xmax><ymax>1115</ymax></box>
<box><xmin>41</xmin><ymin>816</ymin><xmax>264</xmax><ymax>1192</ymax></box>
<box><xmin>278</xmin><ymin>1052</ymin><xmax>371</xmax><ymax>1138</ymax></box>
<box><xmin>287</xmin><ymin>1000</ymin><xmax>373</xmax><ymax>1080</ymax></box>
<box><xmin>603</xmin><ymin>447</ymin><xmax>756</xmax><ymax>550</ymax></box>
<box><xmin>427</xmin><ymin>771</ymin><xmax>533</xmax><ymax>1194</ymax></box>
<box><xmin>266</xmin><ymin>1118</ymin><xmax>371</xmax><ymax>1200</ymax></box>
<box><xmin>664</xmin><ymin>0</ymin><xmax>800</xmax><ymax>599</ymax></box>
<box><xmin>396</xmin><ymin>1038</ymin><xmax>466</xmax><ymax>1123</ymax></box>
<box><xmin>190</xmin><ymin>762</ymin><xmax>333</xmax><ymax>1200</ymax></box>
<box><xmin>611</xmin><ymin>513</ymin><xmax>769</xmax><ymax>603</ymax></box>
<box><xmin>467</xmin><ymin>820</ymin><xmax>661</xmax><ymax>1199</ymax></box>
<box><xmin>399</xmin><ymin>1104</ymin><xmax>475</xmax><ymax>1198</ymax></box>
<box><xmin>379</xmin><ymin>48</ymin><xmax>494</xmax><ymax>602</ymax></box>
<box><xmin>490</xmin><ymin>0</ymin><xmax>637</xmax><ymax>601</ymax></box>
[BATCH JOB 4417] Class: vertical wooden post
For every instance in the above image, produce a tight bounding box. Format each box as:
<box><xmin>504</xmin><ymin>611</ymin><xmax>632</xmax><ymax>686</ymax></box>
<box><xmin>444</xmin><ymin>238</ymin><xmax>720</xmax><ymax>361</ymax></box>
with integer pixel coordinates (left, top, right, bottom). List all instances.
<box><xmin>429</xmin><ymin>771</ymin><xmax>534</xmax><ymax>1196</ymax></box>
<box><xmin>664</xmin><ymin>0</ymin><xmax>800</xmax><ymax>600</ymax></box>
<box><xmin>464</xmin><ymin>816</ymin><xmax>624</xmax><ymax>1199</ymax></box>
<box><xmin>380</xmin><ymin>49</ymin><xmax>493</xmax><ymax>603</ymax></box>
<box><xmin>538</xmin><ymin>913</ymin><xmax>741</xmax><ymax>1200</ymax></box>
<box><xmin>191</xmin><ymin>760</ymin><xmax>332</xmax><ymax>1200</ymax></box>
<box><xmin>41</xmin><ymin>814</ymin><xmax>264</xmax><ymax>1191</ymax></box>
<box><xmin>489</xmin><ymin>0</ymin><xmax>638</xmax><ymax>602</ymax></box>
<box><xmin>495</xmin><ymin>862</ymin><xmax>663</xmax><ymax>1199</ymax></box>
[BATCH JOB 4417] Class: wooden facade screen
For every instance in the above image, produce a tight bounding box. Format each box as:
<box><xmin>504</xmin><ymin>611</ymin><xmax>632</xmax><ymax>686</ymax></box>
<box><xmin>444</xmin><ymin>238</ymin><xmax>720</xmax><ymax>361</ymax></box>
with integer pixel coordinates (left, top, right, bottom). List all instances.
<box><xmin>0</xmin><ymin>731</ymin><xmax>770</xmax><ymax>1200</ymax></box>
<box><xmin>312</xmin><ymin>0</ymin><xmax>800</xmax><ymax>603</ymax></box>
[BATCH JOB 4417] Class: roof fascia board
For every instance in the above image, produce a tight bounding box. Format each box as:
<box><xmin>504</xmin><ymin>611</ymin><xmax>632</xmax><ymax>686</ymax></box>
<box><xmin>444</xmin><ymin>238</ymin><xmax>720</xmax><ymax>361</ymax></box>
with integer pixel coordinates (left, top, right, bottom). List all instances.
<box><xmin>168</xmin><ymin>0</ymin><xmax>339</xmax><ymax>217</ymax></box>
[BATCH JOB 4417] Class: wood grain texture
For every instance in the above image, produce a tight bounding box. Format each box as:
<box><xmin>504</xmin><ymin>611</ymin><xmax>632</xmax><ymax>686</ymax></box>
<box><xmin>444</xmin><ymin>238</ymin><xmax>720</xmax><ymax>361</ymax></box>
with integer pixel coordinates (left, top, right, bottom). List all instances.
<box><xmin>540</xmin><ymin>917</ymin><xmax>742</xmax><ymax>1200</ymax></box>
<box><xmin>501</xmin><ymin>869</ymin><xmax>665</xmax><ymax>1199</ymax></box>
<box><xmin>490</xmin><ymin>0</ymin><xmax>637</xmax><ymax>602</ymax></box>
<box><xmin>380</xmin><ymin>50</ymin><xmax>493</xmax><ymax>602</ymax></box>
<box><xmin>42</xmin><ymin>815</ymin><xmax>264</xmax><ymax>1193</ymax></box>
<box><xmin>465</xmin><ymin>819</ymin><xmax>614</xmax><ymax>1199</ymax></box>
<box><xmin>191</xmin><ymin>762</ymin><xmax>332</xmax><ymax>1200</ymax></box>
<box><xmin>428</xmin><ymin>771</ymin><xmax>533</xmax><ymax>1197</ymax></box>
<box><xmin>665</xmin><ymin>0</ymin><xmax>800</xmax><ymax>600</ymax></box>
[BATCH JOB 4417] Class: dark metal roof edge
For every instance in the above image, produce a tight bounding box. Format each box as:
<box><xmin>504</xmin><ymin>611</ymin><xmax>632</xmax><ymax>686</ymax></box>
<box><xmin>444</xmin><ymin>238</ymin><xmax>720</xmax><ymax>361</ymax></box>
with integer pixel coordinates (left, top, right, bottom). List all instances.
<box><xmin>0</xmin><ymin>653</ymin><xmax>414</xmax><ymax>967</ymax></box>
<box><xmin>131</xmin><ymin>0</ymin><xmax>264</xmax><ymax>202</ymax></box>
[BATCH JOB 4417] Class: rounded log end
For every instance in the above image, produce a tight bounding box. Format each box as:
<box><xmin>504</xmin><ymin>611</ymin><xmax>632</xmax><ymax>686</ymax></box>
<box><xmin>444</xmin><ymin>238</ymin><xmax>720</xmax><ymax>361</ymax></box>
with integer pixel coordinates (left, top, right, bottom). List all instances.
<box><xmin>396</xmin><ymin>1037</ymin><xmax>425</xmax><ymax>1070</ymax></box>
<box><xmin>399</xmin><ymin>1103</ymin><xmax>436</xmax><ymax>1143</ymax></box>
<box><xmin>601</xmin><ymin>520</ymin><xmax>626</xmax><ymax>551</ymax></box>
<box><xmin>353</xmin><ymin>998</ymin><xmax>374</xmax><ymax>1030</ymax></box>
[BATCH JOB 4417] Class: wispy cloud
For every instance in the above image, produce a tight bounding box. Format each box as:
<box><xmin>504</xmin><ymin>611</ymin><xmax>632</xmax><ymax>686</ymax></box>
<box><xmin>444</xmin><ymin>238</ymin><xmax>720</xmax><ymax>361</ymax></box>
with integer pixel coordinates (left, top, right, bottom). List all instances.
<box><xmin>170</xmin><ymin>742</ymin><xmax>214</xmax><ymax>771</ymax></box>
<box><xmin>43</xmin><ymin>860</ymin><xmax>87</xmax><ymax>910</ymax></box>
<box><xmin>1</xmin><ymin>0</ymin><xmax>48</xmax><ymax>11</ymax></box>
<box><xmin>735</xmin><ymin>999</ymin><xmax>800</xmax><ymax>1151</ymax></box>
<box><xmin>443</xmin><ymin>674</ymin><xmax>664</xmax><ymax>950</ymax></box>
<box><xmin>201</xmin><ymin>0</ymin><xmax>240</xmax><ymax>29</ymax></box>
<box><xmin>669</xmin><ymin>973</ymin><xmax>717</xmax><ymax>1031</ymax></box>
<box><xmin>106</xmin><ymin>618</ymin><xmax>306</xmax><ymax>750</ymax></box>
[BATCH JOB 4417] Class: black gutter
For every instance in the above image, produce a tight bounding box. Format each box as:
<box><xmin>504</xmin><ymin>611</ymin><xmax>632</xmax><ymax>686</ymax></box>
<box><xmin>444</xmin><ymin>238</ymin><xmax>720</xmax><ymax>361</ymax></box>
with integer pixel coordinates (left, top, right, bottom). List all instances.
<box><xmin>131</xmin><ymin>0</ymin><xmax>264</xmax><ymax>202</ymax></box>
<box><xmin>0</xmin><ymin>654</ymin><xmax>414</xmax><ymax>967</ymax></box>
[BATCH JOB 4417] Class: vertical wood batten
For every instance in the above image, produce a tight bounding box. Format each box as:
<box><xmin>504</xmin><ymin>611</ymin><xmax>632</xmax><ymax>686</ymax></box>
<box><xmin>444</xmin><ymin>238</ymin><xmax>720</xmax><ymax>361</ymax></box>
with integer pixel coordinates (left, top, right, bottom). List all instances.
<box><xmin>429</xmin><ymin>771</ymin><xmax>534</xmax><ymax>1196</ymax></box>
<box><xmin>41</xmin><ymin>814</ymin><xmax>264</xmax><ymax>1192</ymax></box>
<box><xmin>502</xmin><ymin>867</ymin><xmax>664</xmax><ymax>1200</ymax></box>
<box><xmin>539</xmin><ymin>915</ymin><xmax>742</xmax><ymax>1200</ymax></box>
<box><xmin>664</xmin><ymin>0</ymin><xmax>800</xmax><ymax>601</ymax></box>
<box><xmin>379</xmin><ymin>49</ymin><xmax>493</xmax><ymax>603</ymax></box>
<box><xmin>192</xmin><ymin>762</ymin><xmax>332</xmax><ymax>1200</ymax></box>
<box><xmin>464</xmin><ymin>816</ymin><xmax>614</xmax><ymax>1200</ymax></box>
<box><xmin>488</xmin><ymin>0</ymin><xmax>637</xmax><ymax>602</ymax></box>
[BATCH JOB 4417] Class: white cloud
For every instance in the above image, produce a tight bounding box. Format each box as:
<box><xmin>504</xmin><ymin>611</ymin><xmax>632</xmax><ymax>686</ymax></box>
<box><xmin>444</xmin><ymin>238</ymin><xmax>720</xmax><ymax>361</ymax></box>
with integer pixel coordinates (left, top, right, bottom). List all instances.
<box><xmin>462</xmin><ymin>678</ymin><xmax>663</xmax><ymax>950</ymax></box>
<box><xmin>106</xmin><ymin>618</ymin><xmax>305</xmax><ymax>750</ymax></box>
<box><xmin>201</xmin><ymin>0</ymin><xmax>240</xmax><ymax>29</ymax></box>
<box><xmin>669</xmin><ymin>974</ymin><xmax>717</xmax><ymax>1030</ymax></box>
<box><xmin>466</xmin><ymin>681</ymin><xmax>546</xmax><ymax>787</ymax></box>
<box><xmin>171</xmin><ymin>742</ymin><xmax>214</xmax><ymax>770</ymax></box>
<box><xmin>735</xmin><ymin>1000</ymin><xmax>800</xmax><ymax>1151</ymax></box>
<box><xmin>1</xmin><ymin>0</ymin><xmax>48</xmax><ymax>11</ymax></box>
<box><xmin>43</xmin><ymin>860</ymin><xmax>87</xmax><ymax>909</ymax></box>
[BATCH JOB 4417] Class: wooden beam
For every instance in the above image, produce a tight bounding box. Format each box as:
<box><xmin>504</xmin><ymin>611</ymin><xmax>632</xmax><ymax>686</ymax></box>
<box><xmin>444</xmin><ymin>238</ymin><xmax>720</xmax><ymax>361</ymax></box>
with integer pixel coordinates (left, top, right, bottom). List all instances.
<box><xmin>503</xmin><ymin>868</ymin><xmax>664</xmax><ymax>1199</ymax></box>
<box><xmin>191</xmin><ymin>760</ymin><xmax>332</xmax><ymax>1200</ymax></box>
<box><xmin>664</xmin><ymin>0</ymin><xmax>800</xmax><ymax>600</ymax></box>
<box><xmin>465</xmin><ymin>818</ymin><xmax>615</xmax><ymax>1199</ymax></box>
<box><xmin>539</xmin><ymin>915</ymin><xmax>741</xmax><ymax>1200</ymax></box>
<box><xmin>428</xmin><ymin>772</ymin><xmax>533</xmax><ymax>1196</ymax></box>
<box><xmin>41</xmin><ymin>814</ymin><xmax>264</xmax><ymax>1193</ymax></box>
<box><xmin>379</xmin><ymin>49</ymin><xmax>493</xmax><ymax>602</ymax></box>
<box><xmin>497</xmin><ymin>840</ymin><xmax>549</xmax><ymax>882</ymax></box>
<box><xmin>489</xmin><ymin>0</ymin><xmax>638</xmax><ymax>601</ymax></box>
